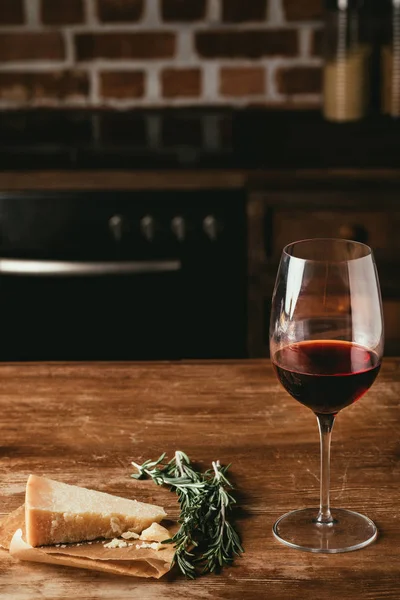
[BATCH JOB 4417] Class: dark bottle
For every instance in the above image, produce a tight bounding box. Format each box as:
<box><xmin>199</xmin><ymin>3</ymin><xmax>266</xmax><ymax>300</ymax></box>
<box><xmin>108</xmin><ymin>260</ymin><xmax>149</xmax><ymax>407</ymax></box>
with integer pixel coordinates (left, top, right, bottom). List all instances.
<box><xmin>382</xmin><ymin>0</ymin><xmax>400</xmax><ymax>117</ymax></box>
<box><xmin>323</xmin><ymin>0</ymin><xmax>371</xmax><ymax>121</ymax></box>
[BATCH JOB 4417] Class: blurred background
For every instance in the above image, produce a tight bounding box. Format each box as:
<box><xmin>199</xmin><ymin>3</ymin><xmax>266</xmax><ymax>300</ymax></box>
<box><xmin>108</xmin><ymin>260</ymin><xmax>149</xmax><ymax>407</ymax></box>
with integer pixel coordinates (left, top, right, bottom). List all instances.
<box><xmin>0</xmin><ymin>0</ymin><xmax>398</xmax><ymax>361</ymax></box>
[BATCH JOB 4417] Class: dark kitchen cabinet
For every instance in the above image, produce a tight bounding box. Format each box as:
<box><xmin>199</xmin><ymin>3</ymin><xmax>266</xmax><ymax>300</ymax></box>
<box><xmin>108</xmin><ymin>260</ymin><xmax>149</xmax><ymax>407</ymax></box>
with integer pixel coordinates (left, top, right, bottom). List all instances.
<box><xmin>247</xmin><ymin>184</ymin><xmax>400</xmax><ymax>357</ymax></box>
<box><xmin>0</xmin><ymin>167</ymin><xmax>399</xmax><ymax>360</ymax></box>
<box><xmin>0</xmin><ymin>189</ymin><xmax>247</xmax><ymax>361</ymax></box>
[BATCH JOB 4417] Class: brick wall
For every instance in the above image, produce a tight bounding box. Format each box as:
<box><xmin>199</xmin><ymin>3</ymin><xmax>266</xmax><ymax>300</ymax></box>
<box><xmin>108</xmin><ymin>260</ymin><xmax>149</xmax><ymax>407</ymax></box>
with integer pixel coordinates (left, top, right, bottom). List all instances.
<box><xmin>0</xmin><ymin>0</ymin><xmax>323</xmax><ymax>109</ymax></box>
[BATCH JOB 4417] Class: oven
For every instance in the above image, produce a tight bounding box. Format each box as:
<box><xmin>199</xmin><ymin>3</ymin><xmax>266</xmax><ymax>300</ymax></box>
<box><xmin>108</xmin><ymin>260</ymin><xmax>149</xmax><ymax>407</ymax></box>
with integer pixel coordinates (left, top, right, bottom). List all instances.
<box><xmin>0</xmin><ymin>190</ymin><xmax>247</xmax><ymax>360</ymax></box>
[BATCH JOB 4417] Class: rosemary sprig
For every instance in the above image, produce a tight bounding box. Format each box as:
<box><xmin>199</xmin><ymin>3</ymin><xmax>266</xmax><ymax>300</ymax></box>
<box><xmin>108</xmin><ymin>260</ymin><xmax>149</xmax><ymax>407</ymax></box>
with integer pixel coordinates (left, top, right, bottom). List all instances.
<box><xmin>131</xmin><ymin>451</ymin><xmax>243</xmax><ymax>579</ymax></box>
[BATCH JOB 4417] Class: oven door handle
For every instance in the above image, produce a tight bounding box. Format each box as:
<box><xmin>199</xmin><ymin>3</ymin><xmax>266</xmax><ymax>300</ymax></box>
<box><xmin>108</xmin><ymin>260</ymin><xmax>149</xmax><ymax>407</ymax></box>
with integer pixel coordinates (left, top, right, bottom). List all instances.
<box><xmin>0</xmin><ymin>258</ymin><xmax>182</xmax><ymax>277</ymax></box>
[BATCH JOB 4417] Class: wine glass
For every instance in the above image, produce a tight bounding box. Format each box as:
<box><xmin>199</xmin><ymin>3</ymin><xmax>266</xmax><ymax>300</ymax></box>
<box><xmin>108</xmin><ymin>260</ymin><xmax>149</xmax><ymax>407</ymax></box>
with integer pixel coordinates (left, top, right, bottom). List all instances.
<box><xmin>270</xmin><ymin>238</ymin><xmax>384</xmax><ymax>553</ymax></box>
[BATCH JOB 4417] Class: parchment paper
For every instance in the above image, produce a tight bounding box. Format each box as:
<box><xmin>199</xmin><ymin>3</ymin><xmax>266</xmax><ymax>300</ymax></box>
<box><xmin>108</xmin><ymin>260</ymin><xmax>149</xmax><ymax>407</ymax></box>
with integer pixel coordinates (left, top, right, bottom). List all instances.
<box><xmin>0</xmin><ymin>506</ymin><xmax>176</xmax><ymax>579</ymax></box>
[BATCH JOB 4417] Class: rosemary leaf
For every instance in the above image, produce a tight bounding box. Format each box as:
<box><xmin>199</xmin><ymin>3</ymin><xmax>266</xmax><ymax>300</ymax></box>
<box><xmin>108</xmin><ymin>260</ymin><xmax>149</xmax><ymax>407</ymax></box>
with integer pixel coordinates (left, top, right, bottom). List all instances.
<box><xmin>131</xmin><ymin>451</ymin><xmax>243</xmax><ymax>578</ymax></box>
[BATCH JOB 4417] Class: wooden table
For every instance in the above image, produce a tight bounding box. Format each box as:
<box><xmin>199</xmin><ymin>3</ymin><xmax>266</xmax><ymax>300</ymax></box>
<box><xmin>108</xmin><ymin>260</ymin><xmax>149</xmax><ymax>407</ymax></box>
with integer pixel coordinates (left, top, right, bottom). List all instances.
<box><xmin>0</xmin><ymin>360</ymin><xmax>399</xmax><ymax>599</ymax></box>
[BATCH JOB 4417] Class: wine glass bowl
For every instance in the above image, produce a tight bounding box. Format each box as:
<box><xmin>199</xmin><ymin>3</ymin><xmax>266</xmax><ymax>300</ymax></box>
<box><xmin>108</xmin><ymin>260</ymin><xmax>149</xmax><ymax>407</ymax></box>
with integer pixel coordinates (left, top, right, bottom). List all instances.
<box><xmin>270</xmin><ymin>238</ymin><xmax>384</xmax><ymax>553</ymax></box>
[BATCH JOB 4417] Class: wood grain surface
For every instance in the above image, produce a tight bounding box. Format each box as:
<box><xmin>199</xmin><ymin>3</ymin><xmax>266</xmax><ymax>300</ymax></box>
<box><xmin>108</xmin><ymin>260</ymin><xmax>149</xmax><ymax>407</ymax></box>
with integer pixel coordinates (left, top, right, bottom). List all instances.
<box><xmin>0</xmin><ymin>359</ymin><xmax>399</xmax><ymax>600</ymax></box>
<box><xmin>0</xmin><ymin>168</ymin><xmax>399</xmax><ymax>192</ymax></box>
<box><xmin>0</xmin><ymin>170</ymin><xmax>246</xmax><ymax>191</ymax></box>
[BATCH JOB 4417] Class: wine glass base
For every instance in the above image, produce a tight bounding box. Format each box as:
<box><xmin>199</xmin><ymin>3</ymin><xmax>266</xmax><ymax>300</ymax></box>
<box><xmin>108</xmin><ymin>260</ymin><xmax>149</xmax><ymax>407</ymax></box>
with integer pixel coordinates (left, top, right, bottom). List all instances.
<box><xmin>273</xmin><ymin>508</ymin><xmax>377</xmax><ymax>553</ymax></box>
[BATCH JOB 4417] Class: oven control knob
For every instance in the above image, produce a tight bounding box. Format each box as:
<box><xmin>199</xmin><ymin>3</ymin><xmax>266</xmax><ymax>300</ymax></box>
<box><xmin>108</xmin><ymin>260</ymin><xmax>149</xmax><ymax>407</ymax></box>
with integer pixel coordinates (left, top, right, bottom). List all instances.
<box><xmin>140</xmin><ymin>215</ymin><xmax>155</xmax><ymax>242</ymax></box>
<box><xmin>109</xmin><ymin>214</ymin><xmax>126</xmax><ymax>243</ymax></box>
<box><xmin>171</xmin><ymin>216</ymin><xmax>186</xmax><ymax>242</ymax></box>
<box><xmin>203</xmin><ymin>215</ymin><xmax>219</xmax><ymax>241</ymax></box>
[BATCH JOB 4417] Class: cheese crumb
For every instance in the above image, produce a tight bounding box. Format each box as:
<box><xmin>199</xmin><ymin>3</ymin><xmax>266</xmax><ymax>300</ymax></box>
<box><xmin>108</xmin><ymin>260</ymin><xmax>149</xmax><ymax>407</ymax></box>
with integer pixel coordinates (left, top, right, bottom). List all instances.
<box><xmin>110</xmin><ymin>517</ymin><xmax>122</xmax><ymax>534</ymax></box>
<box><xmin>103</xmin><ymin>538</ymin><xmax>128</xmax><ymax>549</ymax></box>
<box><xmin>60</xmin><ymin>545</ymin><xmax>67</xmax><ymax>548</ymax></box>
<box><xmin>135</xmin><ymin>542</ymin><xmax>162</xmax><ymax>551</ymax></box>
<box><xmin>139</xmin><ymin>522</ymin><xmax>170</xmax><ymax>542</ymax></box>
<box><xmin>121</xmin><ymin>531</ymin><xmax>140</xmax><ymax>540</ymax></box>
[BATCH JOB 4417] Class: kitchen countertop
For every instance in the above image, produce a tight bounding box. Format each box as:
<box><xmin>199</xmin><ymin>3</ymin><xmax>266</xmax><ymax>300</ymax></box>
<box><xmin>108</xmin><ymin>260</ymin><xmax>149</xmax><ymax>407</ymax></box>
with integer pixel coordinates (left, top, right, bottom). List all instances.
<box><xmin>1</xmin><ymin>168</ymin><xmax>400</xmax><ymax>192</ymax></box>
<box><xmin>1</xmin><ymin>108</ymin><xmax>399</xmax><ymax>192</ymax></box>
<box><xmin>0</xmin><ymin>359</ymin><xmax>399</xmax><ymax>599</ymax></box>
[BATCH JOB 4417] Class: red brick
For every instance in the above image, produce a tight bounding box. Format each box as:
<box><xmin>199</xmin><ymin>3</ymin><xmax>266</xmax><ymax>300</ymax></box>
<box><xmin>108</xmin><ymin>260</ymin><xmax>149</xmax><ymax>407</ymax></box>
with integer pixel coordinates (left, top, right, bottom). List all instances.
<box><xmin>41</xmin><ymin>0</ymin><xmax>84</xmax><ymax>24</ymax></box>
<box><xmin>161</xmin><ymin>68</ymin><xmax>201</xmax><ymax>98</ymax></box>
<box><xmin>222</xmin><ymin>0</ymin><xmax>268</xmax><ymax>23</ymax></box>
<box><xmin>161</xmin><ymin>0</ymin><xmax>206</xmax><ymax>21</ymax></box>
<box><xmin>76</xmin><ymin>33</ymin><xmax>175</xmax><ymax>61</ymax></box>
<box><xmin>0</xmin><ymin>0</ymin><xmax>24</xmax><ymax>24</ymax></box>
<box><xmin>0</xmin><ymin>33</ymin><xmax>64</xmax><ymax>62</ymax></box>
<box><xmin>276</xmin><ymin>66</ymin><xmax>322</xmax><ymax>94</ymax></box>
<box><xmin>97</xmin><ymin>0</ymin><xmax>144</xmax><ymax>22</ymax></box>
<box><xmin>311</xmin><ymin>28</ymin><xmax>323</xmax><ymax>56</ymax></box>
<box><xmin>283</xmin><ymin>0</ymin><xmax>322</xmax><ymax>21</ymax></box>
<box><xmin>220</xmin><ymin>67</ymin><xmax>265</xmax><ymax>96</ymax></box>
<box><xmin>0</xmin><ymin>71</ymin><xmax>89</xmax><ymax>102</ymax></box>
<box><xmin>195</xmin><ymin>30</ymin><xmax>298</xmax><ymax>59</ymax></box>
<box><xmin>100</xmin><ymin>71</ymin><xmax>145</xmax><ymax>99</ymax></box>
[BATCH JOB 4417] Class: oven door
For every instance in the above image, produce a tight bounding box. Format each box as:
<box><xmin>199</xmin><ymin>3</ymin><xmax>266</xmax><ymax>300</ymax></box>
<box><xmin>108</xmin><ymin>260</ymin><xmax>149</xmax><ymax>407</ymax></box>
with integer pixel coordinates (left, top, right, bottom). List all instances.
<box><xmin>0</xmin><ymin>258</ymin><xmax>183</xmax><ymax>360</ymax></box>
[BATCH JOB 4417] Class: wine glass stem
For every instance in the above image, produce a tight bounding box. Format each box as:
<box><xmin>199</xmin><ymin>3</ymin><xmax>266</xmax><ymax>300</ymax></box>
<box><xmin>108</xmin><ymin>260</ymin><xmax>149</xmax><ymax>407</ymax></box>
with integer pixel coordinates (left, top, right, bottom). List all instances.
<box><xmin>316</xmin><ymin>413</ymin><xmax>336</xmax><ymax>524</ymax></box>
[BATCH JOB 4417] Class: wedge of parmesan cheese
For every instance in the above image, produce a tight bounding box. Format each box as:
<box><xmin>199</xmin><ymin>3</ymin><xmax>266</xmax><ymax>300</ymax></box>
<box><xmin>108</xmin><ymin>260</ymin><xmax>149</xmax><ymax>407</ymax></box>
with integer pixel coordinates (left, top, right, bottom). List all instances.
<box><xmin>25</xmin><ymin>474</ymin><xmax>167</xmax><ymax>547</ymax></box>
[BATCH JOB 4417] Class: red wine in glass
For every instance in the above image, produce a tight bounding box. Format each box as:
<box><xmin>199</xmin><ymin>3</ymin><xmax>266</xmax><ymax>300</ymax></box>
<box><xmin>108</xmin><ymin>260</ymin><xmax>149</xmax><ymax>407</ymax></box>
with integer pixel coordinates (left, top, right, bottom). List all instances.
<box><xmin>270</xmin><ymin>238</ymin><xmax>384</xmax><ymax>553</ymax></box>
<box><xmin>272</xmin><ymin>340</ymin><xmax>381</xmax><ymax>415</ymax></box>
